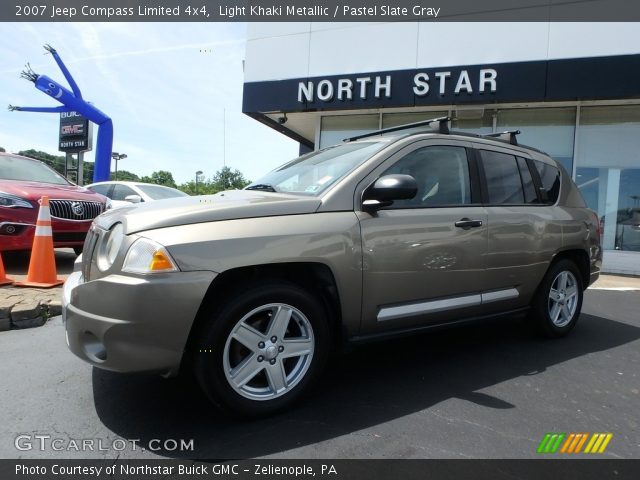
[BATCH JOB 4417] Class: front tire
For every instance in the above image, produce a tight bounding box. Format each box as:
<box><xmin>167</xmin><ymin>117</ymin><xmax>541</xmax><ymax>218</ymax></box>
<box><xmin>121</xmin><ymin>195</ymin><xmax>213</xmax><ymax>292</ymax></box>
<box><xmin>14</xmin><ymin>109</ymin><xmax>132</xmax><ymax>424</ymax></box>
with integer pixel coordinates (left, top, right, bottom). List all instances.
<box><xmin>193</xmin><ymin>282</ymin><xmax>330</xmax><ymax>417</ymax></box>
<box><xmin>529</xmin><ymin>259</ymin><xmax>584</xmax><ymax>338</ymax></box>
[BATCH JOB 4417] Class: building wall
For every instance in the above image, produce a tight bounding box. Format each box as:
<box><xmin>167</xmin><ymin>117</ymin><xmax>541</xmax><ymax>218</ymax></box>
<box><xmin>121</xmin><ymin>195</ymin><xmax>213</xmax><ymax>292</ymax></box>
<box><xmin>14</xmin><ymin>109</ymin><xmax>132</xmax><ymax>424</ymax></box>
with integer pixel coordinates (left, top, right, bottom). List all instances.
<box><xmin>245</xmin><ymin>23</ymin><xmax>640</xmax><ymax>82</ymax></box>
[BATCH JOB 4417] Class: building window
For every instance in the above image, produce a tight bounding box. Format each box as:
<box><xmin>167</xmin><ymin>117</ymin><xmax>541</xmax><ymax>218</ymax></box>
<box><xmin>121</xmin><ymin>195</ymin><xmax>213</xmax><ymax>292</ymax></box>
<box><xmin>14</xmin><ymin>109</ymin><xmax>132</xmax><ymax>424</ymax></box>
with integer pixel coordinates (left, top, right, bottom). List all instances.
<box><xmin>575</xmin><ymin>105</ymin><xmax>640</xmax><ymax>253</ymax></box>
<box><xmin>381</xmin><ymin>111</ymin><xmax>448</xmax><ymax>130</ymax></box>
<box><xmin>451</xmin><ymin>109</ymin><xmax>494</xmax><ymax>134</ymax></box>
<box><xmin>320</xmin><ymin>115</ymin><xmax>379</xmax><ymax>148</ymax></box>
<box><xmin>497</xmin><ymin>107</ymin><xmax>576</xmax><ymax>174</ymax></box>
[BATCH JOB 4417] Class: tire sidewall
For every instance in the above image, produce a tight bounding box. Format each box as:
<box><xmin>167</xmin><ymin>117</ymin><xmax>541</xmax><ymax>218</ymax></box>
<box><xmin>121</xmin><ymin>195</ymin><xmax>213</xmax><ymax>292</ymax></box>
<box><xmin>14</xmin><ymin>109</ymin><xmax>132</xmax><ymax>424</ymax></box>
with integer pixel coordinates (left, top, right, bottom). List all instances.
<box><xmin>194</xmin><ymin>283</ymin><xmax>329</xmax><ymax>417</ymax></box>
<box><xmin>534</xmin><ymin>260</ymin><xmax>584</xmax><ymax>337</ymax></box>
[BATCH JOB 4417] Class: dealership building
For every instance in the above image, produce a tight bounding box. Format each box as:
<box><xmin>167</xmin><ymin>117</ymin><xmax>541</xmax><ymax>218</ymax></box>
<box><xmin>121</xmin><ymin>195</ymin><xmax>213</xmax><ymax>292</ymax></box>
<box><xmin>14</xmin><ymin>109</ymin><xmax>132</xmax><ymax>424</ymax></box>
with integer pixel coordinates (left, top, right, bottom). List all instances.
<box><xmin>242</xmin><ymin>22</ymin><xmax>640</xmax><ymax>275</ymax></box>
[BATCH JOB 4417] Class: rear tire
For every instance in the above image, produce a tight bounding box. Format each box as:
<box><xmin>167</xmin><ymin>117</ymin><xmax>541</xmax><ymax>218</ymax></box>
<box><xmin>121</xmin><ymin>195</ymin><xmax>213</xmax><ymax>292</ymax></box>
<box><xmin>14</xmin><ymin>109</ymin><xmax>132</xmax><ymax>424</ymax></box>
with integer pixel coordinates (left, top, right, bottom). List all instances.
<box><xmin>529</xmin><ymin>259</ymin><xmax>584</xmax><ymax>338</ymax></box>
<box><xmin>193</xmin><ymin>282</ymin><xmax>330</xmax><ymax>417</ymax></box>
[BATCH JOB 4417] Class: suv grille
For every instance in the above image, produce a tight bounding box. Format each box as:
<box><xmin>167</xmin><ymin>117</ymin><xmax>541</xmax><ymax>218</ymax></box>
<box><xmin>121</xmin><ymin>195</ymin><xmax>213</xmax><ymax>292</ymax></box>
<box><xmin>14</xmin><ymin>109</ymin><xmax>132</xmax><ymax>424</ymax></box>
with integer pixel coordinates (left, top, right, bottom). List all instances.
<box><xmin>50</xmin><ymin>200</ymin><xmax>104</xmax><ymax>221</ymax></box>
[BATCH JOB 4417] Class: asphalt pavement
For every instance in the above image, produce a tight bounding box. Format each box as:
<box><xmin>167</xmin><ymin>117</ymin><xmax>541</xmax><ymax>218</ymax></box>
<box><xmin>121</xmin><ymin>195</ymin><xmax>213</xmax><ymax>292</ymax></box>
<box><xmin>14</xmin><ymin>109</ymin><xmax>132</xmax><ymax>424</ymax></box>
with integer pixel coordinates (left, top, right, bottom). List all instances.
<box><xmin>0</xmin><ymin>288</ymin><xmax>638</xmax><ymax>460</ymax></box>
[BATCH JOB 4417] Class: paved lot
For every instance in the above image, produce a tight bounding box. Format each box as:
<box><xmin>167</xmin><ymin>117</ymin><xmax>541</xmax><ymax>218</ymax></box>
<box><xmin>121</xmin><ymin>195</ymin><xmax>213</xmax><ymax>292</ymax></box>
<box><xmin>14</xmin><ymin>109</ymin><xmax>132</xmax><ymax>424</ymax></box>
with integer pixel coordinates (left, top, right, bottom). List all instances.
<box><xmin>0</xmin><ymin>286</ymin><xmax>638</xmax><ymax>460</ymax></box>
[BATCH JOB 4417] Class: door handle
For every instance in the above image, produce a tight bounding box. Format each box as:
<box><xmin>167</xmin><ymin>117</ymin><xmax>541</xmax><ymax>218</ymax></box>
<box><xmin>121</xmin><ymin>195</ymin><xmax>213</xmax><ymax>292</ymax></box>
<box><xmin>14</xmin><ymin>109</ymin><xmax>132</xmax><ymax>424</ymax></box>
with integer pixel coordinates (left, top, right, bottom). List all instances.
<box><xmin>455</xmin><ymin>218</ymin><xmax>483</xmax><ymax>229</ymax></box>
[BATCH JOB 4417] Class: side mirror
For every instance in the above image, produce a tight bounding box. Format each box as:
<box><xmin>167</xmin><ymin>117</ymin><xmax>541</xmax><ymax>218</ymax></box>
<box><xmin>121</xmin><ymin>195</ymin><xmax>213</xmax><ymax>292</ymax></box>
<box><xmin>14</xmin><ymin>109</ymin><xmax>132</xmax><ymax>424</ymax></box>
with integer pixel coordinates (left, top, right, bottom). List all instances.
<box><xmin>362</xmin><ymin>174</ymin><xmax>417</xmax><ymax>211</ymax></box>
<box><xmin>124</xmin><ymin>194</ymin><xmax>142</xmax><ymax>204</ymax></box>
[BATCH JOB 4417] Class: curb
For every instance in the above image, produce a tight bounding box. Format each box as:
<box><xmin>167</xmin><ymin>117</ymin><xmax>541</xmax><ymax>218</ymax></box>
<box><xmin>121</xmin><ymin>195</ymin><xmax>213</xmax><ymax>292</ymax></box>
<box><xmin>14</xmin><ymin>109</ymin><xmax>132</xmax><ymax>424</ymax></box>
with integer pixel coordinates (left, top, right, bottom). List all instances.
<box><xmin>0</xmin><ymin>299</ymin><xmax>62</xmax><ymax>332</ymax></box>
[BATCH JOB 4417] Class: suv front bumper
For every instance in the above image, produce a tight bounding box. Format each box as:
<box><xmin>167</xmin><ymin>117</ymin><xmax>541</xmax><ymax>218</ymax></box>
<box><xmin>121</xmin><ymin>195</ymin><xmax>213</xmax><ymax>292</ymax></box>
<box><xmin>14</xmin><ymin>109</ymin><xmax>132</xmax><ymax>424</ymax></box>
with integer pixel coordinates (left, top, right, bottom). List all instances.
<box><xmin>63</xmin><ymin>269</ymin><xmax>216</xmax><ymax>376</ymax></box>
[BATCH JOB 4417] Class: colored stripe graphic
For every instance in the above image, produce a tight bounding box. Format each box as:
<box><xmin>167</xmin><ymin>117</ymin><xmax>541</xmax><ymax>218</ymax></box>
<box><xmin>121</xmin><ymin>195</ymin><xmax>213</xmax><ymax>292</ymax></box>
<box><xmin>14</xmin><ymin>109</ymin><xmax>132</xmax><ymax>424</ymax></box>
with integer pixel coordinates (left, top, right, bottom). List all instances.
<box><xmin>574</xmin><ymin>433</ymin><xmax>589</xmax><ymax>453</ymax></box>
<box><xmin>539</xmin><ymin>433</ymin><xmax>613</xmax><ymax>454</ymax></box>
<box><xmin>537</xmin><ymin>433</ymin><xmax>565</xmax><ymax>453</ymax></box>
<box><xmin>585</xmin><ymin>433</ymin><xmax>613</xmax><ymax>453</ymax></box>
<box><xmin>537</xmin><ymin>433</ymin><xmax>552</xmax><ymax>453</ymax></box>
<box><xmin>560</xmin><ymin>433</ymin><xmax>575</xmax><ymax>453</ymax></box>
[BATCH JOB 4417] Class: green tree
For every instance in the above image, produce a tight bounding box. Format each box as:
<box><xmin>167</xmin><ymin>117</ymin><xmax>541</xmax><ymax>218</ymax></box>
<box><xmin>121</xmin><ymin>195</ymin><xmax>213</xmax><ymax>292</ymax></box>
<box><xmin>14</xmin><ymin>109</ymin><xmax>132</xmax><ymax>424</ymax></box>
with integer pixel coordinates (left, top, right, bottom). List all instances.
<box><xmin>140</xmin><ymin>170</ymin><xmax>177</xmax><ymax>188</ymax></box>
<box><xmin>211</xmin><ymin>166</ymin><xmax>250</xmax><ymax>191</ymax></box>
<box><xmin>110</xmin><ymin>170</ymin><xmax>139</xmax><ymax>182</ymax></box>
<box><xmin>0</xmin><ymin>146</ymin><xmax>5</xmax><ymax>152</ymax></box>
<box><xmin>82</xmin><ymin>162</ymin><xmax>94</xmax><ymax>185</ymax></box>
<box><xmin>177</xmin><ymin>167</ymin><xmax>251</xmax><ymax>196</ymax></box>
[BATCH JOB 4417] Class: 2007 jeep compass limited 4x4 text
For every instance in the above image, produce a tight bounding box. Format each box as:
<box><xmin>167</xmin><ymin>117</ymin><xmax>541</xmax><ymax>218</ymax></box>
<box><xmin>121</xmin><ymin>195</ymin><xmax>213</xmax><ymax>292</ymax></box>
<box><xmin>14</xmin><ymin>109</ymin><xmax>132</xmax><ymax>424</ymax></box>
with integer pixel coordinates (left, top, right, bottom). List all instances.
<box><xmin>63</xmin><ymin>118</ymin><xmax>601</xmax><ymax>416</ymax></box>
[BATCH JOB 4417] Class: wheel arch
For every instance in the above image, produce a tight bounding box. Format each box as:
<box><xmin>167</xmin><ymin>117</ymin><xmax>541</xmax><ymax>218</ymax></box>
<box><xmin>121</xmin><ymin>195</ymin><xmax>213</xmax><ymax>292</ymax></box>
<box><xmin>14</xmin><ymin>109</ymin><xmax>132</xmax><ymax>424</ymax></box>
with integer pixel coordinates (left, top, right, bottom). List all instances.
<box><xmin>183</xmin><ymin>262</ymin><xmax>344</xmax><ymax>366</ymax></box>
<box><xmin>550</xmin><ymin>248</ymin><xmax>590</xmax><ymax>290</ymax></box>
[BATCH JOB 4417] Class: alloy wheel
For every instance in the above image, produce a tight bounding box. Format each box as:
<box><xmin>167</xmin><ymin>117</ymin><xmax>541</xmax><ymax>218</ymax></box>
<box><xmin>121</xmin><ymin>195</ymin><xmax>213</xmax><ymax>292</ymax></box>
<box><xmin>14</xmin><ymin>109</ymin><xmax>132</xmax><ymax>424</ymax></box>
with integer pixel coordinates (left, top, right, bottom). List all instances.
<box><xmin>547</xmin><ymin>270</ymin><xmax>579</xmax><ymax>327</ymax></box>
<box><xmin>222</xmin><ymin>303</ymin><xmax>315</xmax><ymax>401</ymax></box>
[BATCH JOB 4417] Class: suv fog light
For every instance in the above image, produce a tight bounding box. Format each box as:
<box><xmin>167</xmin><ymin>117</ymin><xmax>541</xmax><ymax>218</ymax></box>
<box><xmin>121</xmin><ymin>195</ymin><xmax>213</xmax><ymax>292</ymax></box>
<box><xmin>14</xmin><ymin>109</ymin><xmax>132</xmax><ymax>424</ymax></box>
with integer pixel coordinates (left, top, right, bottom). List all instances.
<box><xmin>81</xmin><ymin>331</ymin><xmax>107</xmax><ymax>362</ymax></box>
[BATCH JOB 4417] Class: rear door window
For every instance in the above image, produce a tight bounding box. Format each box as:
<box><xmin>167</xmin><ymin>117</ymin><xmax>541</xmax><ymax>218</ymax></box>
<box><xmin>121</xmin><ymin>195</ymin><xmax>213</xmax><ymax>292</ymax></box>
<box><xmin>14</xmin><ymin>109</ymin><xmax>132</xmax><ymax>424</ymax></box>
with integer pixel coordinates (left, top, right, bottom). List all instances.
<box><xmin>516</xmin><ymin>157</ymin><xmax>539</xmax><ymax>204</ymax></box>
<box><xmin>479</xmin><ymin>150</ymin><xmax>525</xmax><ymax>205</ymax></box>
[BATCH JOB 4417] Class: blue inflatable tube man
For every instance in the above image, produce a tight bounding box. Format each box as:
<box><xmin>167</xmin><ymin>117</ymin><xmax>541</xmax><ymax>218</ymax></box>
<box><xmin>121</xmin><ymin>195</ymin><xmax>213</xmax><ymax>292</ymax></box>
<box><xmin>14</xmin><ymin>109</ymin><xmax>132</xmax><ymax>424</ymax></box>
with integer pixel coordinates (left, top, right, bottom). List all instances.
<box><xmin>9</xmin><ymin>45</ymin><xmax>112</xmax><ymax>182</ymax></box>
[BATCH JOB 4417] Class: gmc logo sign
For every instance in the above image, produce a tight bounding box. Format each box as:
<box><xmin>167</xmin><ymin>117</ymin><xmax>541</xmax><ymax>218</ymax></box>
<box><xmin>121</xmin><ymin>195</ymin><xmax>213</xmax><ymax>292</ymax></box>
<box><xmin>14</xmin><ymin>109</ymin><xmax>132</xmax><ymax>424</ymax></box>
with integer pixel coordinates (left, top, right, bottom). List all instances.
<box><xmin>61</xmin><ymin>124</ymin><xmax>84</xmax><ymax>135</ymax></box>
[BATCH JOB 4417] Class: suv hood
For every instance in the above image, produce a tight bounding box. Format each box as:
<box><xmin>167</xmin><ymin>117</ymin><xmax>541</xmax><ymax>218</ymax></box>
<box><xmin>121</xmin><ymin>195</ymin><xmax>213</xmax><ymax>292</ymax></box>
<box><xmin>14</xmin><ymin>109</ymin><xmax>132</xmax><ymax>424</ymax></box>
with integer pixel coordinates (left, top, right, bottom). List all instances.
<box><xmin>98</xmin><ymin>189</ymin><xmax>323</xmax><ymax>234</ymax></box>
<box><xmin>0</xmin><ymin>179</ymin><xmax>104</xmax><ymax>203</ymax></box>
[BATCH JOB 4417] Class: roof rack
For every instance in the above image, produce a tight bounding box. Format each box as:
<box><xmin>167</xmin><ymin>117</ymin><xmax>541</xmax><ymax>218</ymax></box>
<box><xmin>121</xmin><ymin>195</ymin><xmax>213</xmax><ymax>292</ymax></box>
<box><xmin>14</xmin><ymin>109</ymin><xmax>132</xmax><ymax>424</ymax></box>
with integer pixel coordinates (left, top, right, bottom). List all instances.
<box><xmin>484</xmin><ymin>130</ymin><xmax>521</xmax><ymax>146</ymax></box>
<box><xmin>344</xmin><ymin>116</ymin><xmax>450</xmax><ymax>142</ymax></box>
<box><xmin>342</xmin><ymin>118</ymin><xmax>541</xmax><ymax>153</ymax></box>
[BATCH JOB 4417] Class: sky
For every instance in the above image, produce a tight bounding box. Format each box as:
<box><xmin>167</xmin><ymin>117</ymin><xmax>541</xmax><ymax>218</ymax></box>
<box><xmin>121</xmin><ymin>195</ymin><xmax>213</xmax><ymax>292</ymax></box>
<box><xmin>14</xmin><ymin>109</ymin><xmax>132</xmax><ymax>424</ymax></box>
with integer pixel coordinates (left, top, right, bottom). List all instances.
<box><xmin>0</xmin><ymin>23</ymin><xmax>299</xmax><ymax>184</ymax></box>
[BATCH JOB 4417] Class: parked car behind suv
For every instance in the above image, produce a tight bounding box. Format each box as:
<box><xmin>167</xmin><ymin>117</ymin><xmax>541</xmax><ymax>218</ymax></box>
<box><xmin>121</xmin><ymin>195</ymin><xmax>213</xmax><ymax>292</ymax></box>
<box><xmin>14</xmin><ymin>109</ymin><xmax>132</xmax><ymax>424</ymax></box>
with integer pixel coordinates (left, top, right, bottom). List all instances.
<box><xmin>0</xmin><ymin>152</ymin><xmax>106</xmax><ymax>254</ymax></box>
<box><xmin>62</xmin><ymin>118</ymin><xmax>601</xmax><ymax>416</ymax></box>
<box><xmin>86</xmin><ymin>181</ymin><xmax>188</xmax><ymax>209</ymax></box>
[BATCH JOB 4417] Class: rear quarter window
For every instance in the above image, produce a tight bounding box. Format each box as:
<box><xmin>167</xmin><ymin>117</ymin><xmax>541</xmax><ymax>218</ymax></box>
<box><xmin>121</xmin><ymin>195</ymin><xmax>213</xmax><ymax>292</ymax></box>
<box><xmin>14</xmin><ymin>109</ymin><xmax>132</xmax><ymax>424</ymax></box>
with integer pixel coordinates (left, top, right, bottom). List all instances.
<box><xmin>533</xmin><ymin>160</ymin><xmax>561</xmax><ymax>204</ymax></box>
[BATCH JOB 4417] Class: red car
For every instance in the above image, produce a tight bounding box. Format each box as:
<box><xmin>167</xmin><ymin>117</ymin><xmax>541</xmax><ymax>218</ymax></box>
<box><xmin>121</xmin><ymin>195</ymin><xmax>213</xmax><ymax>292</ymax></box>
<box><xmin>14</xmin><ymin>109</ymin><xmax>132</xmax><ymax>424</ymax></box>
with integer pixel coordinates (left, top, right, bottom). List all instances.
<box><xmin>0</xmin><ymin>152</ymin><xmax>106</xmax><ymax>254</ymax></box>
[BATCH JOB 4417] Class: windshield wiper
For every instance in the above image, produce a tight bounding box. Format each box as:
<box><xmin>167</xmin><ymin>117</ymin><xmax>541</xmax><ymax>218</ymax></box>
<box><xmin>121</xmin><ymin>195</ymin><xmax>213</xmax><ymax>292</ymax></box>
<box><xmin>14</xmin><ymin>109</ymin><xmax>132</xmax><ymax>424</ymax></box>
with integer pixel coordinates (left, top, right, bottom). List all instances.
<box><xmin>246</xmin><ymin>183</ymin><xmax>277</xmax><ymax>192</ymax></box>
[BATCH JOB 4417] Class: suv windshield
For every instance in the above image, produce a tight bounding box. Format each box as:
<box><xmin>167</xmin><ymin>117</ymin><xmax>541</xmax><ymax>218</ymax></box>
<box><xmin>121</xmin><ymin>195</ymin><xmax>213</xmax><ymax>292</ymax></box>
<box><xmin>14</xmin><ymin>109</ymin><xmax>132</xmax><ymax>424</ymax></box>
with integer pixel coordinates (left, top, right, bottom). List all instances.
<box><xmin>135</xmin><ymin>184</ymin><xmax>188</xmax><ymax>200</ymax></box>
<box><xmin>247</xmin><ymin>141</ymin><xmax>387</xmax><ymax>196</ymax></box>
<box><xmin>0</xmin><ymin>155</ymin><xmax>70</xmax><ymax>185</ymax></box>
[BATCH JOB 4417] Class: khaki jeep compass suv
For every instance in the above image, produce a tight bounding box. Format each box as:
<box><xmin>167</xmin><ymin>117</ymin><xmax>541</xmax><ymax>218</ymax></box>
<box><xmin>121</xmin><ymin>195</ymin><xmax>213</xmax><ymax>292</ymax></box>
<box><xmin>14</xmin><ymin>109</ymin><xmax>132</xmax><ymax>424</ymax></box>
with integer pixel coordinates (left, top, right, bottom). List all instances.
<box><xmin>63</xmin><ymin>118</ymin><xmax>602</xmax><ymax>416</ymax></box>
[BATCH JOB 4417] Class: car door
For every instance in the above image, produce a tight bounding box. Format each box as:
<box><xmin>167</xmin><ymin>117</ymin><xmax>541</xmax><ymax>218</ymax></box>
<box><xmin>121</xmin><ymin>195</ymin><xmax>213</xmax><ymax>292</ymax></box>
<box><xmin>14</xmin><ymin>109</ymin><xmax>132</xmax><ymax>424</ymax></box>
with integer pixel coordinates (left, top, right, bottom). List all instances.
<box><xmin>357</xmin><ymin>139</ymin><xmax>489</xmax><ymax>334</ymax></box>
<box><xmin>475</xmin><ymin>146</ymin><xmax>559</xmax><ymax>311</ymax></box>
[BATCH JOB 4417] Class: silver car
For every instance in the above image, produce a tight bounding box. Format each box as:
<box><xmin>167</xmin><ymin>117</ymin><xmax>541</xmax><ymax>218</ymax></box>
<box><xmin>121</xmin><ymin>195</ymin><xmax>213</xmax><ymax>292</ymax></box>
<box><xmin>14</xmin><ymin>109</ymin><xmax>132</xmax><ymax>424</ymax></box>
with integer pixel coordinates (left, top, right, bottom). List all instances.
<box><xmin>63</xmin><ymin>118</ymin><xmax>601</xmax><ymax>416</ymax></box>
<box><xmin>86</xmin><ymin>181</ymin><xmax>188</xmax><ymax>209</ymax></box>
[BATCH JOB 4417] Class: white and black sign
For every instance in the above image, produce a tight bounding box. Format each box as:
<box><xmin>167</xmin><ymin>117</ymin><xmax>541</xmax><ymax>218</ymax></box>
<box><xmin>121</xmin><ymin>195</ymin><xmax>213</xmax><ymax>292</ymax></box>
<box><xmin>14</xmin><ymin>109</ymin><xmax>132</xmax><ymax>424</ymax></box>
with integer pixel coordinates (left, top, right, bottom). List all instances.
<box><xmin>59</xmin><ymin>111</ymin><xmax>93</xmax><ymax>153</ymax></box>
<box><xmin>298</xmin><ymin>69</ymin><xmax>497</xmax><ymax>104</ymax></box>
<box><xmin>243</xmin><ymin>54</ymin><xmax>640</xmax><ymax>114</ymax></box>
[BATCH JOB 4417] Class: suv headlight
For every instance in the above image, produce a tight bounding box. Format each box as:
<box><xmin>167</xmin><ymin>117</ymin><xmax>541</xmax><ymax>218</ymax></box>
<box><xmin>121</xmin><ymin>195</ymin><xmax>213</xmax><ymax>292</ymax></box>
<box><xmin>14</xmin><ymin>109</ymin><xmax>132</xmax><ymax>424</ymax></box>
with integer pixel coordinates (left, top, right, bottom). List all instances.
<box><xmin>0</xmin><ymin>192</ymin><xmax>33</xmax><ymax>208</ymax></box>
<box><xmin>122</xmin><ymin>237</ymin><xmax>178</xmax><ymax>274</ymax></box>
<box><xmin>97</xmin><ymin>223</ymin><xmax>124</xmax><ymax>272</ymax></box>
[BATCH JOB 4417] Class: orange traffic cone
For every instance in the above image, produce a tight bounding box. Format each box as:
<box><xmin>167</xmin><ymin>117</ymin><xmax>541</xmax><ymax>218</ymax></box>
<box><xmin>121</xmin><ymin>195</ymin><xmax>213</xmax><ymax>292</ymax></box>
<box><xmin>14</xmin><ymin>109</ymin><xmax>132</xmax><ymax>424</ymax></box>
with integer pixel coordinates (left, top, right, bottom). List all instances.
<box><xmin>0</xmin><ymin>252</ymin><xmax>13</xmax><ymax>286</ymax></box>
<box><xmin>14</xmin><ymin>196</ymin><xmax>64</xmax><ymax>288</ymax></box>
